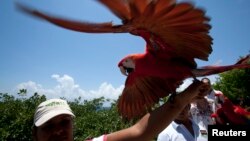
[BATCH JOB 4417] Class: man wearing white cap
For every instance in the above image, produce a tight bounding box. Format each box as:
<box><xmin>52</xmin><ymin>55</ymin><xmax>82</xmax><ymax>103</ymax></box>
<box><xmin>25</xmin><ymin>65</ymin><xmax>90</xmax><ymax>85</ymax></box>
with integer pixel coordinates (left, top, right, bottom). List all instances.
<box><xmin>32</xmin><ymin>80</ymin><xmax>210</xmax><ymax>141</ymax></box>
<box><xmin>33</xmin><ymin>99</ymin><xmax>75</xmax><ymax>141</ymax></box>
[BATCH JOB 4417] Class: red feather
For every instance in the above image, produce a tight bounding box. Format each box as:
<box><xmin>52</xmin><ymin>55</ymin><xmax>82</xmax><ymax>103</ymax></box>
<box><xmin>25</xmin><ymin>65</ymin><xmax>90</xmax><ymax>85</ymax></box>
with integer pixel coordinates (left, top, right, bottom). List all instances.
<box><xmin>214</xmin><ymin>97</ymin><xmax>249</xmax><ymax>125</ymax></box>
<box><xmin>17</xmin><ymin>0</ymin><xmax>250</xmax><ymax>119</ymax></box>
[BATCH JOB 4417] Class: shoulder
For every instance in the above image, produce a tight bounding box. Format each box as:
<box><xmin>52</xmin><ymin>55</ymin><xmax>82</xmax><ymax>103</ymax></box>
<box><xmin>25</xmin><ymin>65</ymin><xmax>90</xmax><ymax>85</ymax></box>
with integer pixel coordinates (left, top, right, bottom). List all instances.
<box><xmin>159</xmin><ymin>122</ymin><xmax>177</xmax><ymax>135</ymax></box>
<box><xmin>158</xmin><ymin>125</ymin><xmax>173</xmax><ymax>141</ymax></box>
<box><xmin>157</xmin><ymin>131</ymin><xmax>170</xmax><ymax>141</ymax></box>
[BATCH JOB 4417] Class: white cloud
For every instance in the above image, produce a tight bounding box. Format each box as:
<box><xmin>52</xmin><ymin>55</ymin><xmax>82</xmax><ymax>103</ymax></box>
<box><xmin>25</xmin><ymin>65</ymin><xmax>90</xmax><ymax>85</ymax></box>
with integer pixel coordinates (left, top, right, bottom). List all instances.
<box><xmin>15</xmin><ymin>74</ymin><xmax>124</xmax><ymax>103</ymax></box>
<box><xmin>14</xmin><ymin>74</ymin><xmax>218</xmax><ymax>106</ymax></box>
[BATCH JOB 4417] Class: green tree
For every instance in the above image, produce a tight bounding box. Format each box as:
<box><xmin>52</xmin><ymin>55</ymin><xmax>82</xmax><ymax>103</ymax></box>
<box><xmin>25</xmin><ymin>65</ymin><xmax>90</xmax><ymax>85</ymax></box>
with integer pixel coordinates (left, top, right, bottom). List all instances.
<box><xmin>213</xmin><ymin>68</ymin><xmax>250</xmax><ymax>106</ymax></box>
<box><xmin>71</xmin><ymin>97</ymin><xmax>134</xmax><ymax>141</ymax></box>
<box><xmin>0</xmin><ymin>92</ymin><xmax>46</xmax><ymax>141</ymax></box>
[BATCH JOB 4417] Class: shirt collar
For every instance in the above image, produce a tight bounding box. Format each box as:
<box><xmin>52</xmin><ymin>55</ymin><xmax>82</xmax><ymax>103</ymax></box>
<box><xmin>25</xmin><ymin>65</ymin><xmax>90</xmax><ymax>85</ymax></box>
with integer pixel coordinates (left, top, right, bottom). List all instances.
<box><xmin>172</xmin><ymin>118</ymin><xmax>196</xmax><ymax>130</ymax></box>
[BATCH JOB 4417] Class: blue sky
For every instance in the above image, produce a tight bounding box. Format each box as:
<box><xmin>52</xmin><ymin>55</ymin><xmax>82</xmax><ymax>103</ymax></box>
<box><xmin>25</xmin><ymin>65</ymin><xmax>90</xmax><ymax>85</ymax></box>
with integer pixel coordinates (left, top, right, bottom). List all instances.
<box><xmin>1</xmin><ymin>0</ymin><xmax>250</xmax><ymax>102</ymax></box>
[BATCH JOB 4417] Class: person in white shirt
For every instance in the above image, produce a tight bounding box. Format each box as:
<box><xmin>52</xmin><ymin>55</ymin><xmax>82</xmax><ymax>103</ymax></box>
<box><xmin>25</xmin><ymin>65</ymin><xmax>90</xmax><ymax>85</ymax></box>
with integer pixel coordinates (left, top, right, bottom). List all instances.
<box><xmin>157</xmin><ymin>104</ymin><xmax>207</xmax><ymax>141</ymax></box>
<box><xmin>190</xmin><ymin>97</ymin><xmax>214</xmax><ymax>136</ymax></box>
<box><xmin>202</xmin><ymin>77</ymin><xmax>224</xmax><ymax>113</ymax></box>
<box><xmin>190</xmin><ymin>77</ymin><xmax>224</xmax><ymax>134</ymax></box>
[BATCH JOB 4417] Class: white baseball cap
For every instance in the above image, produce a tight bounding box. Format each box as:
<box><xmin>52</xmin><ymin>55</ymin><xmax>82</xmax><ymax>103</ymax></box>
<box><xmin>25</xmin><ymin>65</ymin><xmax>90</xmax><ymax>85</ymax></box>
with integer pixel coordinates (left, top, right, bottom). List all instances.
<box><xmin>34</xmin><ymin>99</ymin><xmax>75</xmax><ymax>127</ymax></box>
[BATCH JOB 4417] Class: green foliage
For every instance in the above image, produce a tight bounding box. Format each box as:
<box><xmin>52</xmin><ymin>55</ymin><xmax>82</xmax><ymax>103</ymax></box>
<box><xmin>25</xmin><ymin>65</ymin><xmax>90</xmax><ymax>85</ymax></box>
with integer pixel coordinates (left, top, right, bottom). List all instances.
<box><xmin>213</xmin><ymin>68</ymin><xmax>250</xmax><ymax>106</ymax></box>
<box><xmin>71</xmin><ymin>97</ymin><xmax>134</xmax><ymax>141</ymax></box>
<box><xmin>0</xmin><ymin>92</ymin><xmax>134</xmax><ymax>141</ymax></box>
<box><xmin>0</xmin><ymin>92</ymin><xmax>46</xmax><ymax>141</ymax></box>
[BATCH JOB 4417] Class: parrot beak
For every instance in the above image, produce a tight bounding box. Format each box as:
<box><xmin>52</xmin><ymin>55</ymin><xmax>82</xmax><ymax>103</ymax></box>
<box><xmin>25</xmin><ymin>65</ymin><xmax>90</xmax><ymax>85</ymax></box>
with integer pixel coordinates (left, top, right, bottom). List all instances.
<box><xmin>119</xmin><ymin>66</ymin><xmax>128</xmax><ymax>76</ymax></box>
<box><xmin>119</xmin><ymin>66</ymin><xmax>134</xmax><ymax>76</ymax></box>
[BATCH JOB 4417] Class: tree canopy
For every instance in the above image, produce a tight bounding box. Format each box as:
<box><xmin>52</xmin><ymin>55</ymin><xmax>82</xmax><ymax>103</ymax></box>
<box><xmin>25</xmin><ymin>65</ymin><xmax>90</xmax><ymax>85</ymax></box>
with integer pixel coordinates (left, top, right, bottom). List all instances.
<box><xmin>213</xmin><ymin>68</ymin><xmax>250</xmax><ymax>107</ymax></box>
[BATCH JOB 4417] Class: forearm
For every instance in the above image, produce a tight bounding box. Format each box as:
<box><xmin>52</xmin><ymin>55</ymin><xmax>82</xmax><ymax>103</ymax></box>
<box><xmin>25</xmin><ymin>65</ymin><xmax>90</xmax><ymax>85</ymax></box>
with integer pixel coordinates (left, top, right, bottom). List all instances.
<box><xmin>133</xmin><ymin>88</ymin><xmax>197</xmax><ymax>140</ymax></box>
<box><xmin>107</xmin><ymin>90</ymin><xmax>195</xmax><ymax>141</ymax></box>
<box><xmin>136</xmin><ymin>103</ymin><xmax>183</xmax><ymax>140</ymax></box>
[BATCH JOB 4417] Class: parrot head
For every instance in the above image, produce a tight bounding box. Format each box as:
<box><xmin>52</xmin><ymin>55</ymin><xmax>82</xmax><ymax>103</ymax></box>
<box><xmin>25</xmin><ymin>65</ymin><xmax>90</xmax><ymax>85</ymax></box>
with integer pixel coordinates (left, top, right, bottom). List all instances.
<box><xmin>118</xmin><ymin>55</ymin><xmax>136</xmax><ymax>76</ymax></box>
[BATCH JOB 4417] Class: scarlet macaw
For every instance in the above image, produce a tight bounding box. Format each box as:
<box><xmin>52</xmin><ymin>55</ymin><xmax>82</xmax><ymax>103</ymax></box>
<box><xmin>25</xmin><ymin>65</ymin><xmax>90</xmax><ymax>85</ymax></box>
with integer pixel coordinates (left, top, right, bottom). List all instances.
<box><xmin>17</xmin><ymin>0</ymin><xmax>250</xmax><ymax>119</ymax></box>
<box><xmin>212</xmin><ymin>97</ymin><xmax>250</xmax><ymax>125</ymax></box>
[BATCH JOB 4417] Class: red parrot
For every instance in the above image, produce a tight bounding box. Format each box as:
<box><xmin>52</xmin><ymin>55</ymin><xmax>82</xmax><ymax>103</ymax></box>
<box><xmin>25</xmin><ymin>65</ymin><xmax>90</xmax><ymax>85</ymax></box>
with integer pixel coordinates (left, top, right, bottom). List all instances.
<box><xmin>17</xmin><ymin>0</ymin><xmax>250</xmax><ymax>119</ymax></box>
<box><xmin>212</xmin><ymin>97</ymin><xmax>250</xmax><ymax>125</ymax></box>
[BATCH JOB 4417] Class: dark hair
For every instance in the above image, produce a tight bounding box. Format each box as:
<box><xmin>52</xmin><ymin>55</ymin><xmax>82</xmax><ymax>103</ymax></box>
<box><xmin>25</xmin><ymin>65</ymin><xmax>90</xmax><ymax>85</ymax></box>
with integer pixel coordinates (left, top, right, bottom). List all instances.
<box><xmin>201</xmin><ymin>77</ymin><xmax>211</xmax><ymax>84</ymax></box>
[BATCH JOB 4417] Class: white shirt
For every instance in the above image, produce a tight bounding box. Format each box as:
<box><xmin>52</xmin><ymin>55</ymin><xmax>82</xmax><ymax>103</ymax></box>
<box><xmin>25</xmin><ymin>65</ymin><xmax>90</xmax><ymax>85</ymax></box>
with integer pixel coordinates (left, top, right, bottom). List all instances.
<box><xmin>190</xmin><ymin>103</ymin><xmax>214</xmax><ymax>131</ymax></box>
<box><xmin>157</xmin><ymin>119</ymin><xmax>207</xmax><ymax>141</ymax></box>
<box><xmin>190</xmin><ymin>89</ymin><xmax>223</xmax><ymax>131</ymax></box>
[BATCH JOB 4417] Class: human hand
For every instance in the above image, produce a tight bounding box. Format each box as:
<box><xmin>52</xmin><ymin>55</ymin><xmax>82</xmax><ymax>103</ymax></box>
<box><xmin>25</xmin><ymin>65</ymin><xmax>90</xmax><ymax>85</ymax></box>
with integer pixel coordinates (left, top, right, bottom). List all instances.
<box><xmin>178</xmin><ymin>79</ymin><xmax>211</xmax><ymax>103</ymax></box>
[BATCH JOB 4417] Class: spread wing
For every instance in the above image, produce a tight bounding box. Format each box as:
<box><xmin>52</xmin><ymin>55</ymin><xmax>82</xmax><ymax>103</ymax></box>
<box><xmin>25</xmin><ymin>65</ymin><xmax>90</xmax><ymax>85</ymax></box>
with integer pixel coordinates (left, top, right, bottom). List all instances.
<box><xmin>17</xmin><ymin>0</ymin><xmax>212</xmax><ymax>64</ymax></box>
<box><xmin>100</xmin><ymin>0</ymin><xmax>212</xmax><ymax>63</ymax></box>
<box><xmin>118</xmin><ymin>72</ymin><xmax>182</xmax><ymax>119</ymax></box>
<box><xmin>16</xmin><ymin>3</ymin><xmax>128</xmax><ymax>33</ymax></box>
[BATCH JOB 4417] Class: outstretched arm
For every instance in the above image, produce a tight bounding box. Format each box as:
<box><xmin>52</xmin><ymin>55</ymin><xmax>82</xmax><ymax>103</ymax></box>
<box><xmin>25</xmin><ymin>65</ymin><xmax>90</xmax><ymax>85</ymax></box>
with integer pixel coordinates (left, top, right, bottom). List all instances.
<box><xmin>106</xmin><ymin>80</ymin><xmax>209</xmax><ymax>141</ymax></box>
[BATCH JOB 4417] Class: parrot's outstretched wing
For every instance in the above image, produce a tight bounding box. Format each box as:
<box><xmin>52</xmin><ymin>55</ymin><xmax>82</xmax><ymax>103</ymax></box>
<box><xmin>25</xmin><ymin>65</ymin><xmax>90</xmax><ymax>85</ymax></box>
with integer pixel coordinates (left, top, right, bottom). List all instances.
<box><xmin>118</xmin><ymin>74</ymin><xmax>170</xmax><ymax>119</ymax></box>
<box><xmin>118</xmin><ymin>72</ymin><xmax>184</xmax><ymax>119</ymax></box>
<box><xmin>17</xmin><ymin>0</ymin><xmax>212</xmax><ymax>63</ymax></box>
<box><xmin>16</xmin><ymin>3</ymin><xmax>127</xmax><ymax>33</ymax></box>
<box><xmin>99</xmin><ymin>0</ymin><xmax>213</xmax><ymax>63</ymax></box>
<box><xmin>192</xmin><ymin>54</ymin><xmax>250</xmax><ymax>77</ymax></box>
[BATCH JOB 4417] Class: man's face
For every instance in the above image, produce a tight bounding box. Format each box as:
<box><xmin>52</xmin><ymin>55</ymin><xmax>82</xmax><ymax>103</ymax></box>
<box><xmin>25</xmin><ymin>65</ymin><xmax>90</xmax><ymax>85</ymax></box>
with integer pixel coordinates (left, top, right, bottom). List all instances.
<box><xmin>34</xmin><ymin>114</ymin><xmax>74</xmax><ymax>141</ymax></box>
